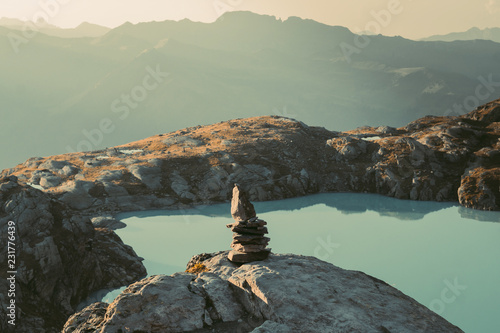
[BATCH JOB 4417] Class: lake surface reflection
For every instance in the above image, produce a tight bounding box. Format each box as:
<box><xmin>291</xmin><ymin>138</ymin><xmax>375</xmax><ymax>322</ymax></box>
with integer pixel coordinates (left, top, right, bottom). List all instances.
<box><xmin>105</xmin><ymin>193</ymin><xmax>499</xmax><ymax>332</ymax></box>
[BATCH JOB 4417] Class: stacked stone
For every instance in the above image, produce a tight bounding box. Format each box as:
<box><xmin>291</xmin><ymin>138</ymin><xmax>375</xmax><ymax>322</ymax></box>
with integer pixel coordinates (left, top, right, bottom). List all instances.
<box><xmin>227</xmin><ymin>184</ymin><xmax>271</xmax><ymax>263</ymax></box>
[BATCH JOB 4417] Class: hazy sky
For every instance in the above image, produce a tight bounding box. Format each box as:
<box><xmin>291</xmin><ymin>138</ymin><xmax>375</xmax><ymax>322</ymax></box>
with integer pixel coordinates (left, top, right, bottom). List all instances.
<box><xmin>1</xmin><ymin>0</ymin><xmax>500</xmax><ymax>39</ymax></box>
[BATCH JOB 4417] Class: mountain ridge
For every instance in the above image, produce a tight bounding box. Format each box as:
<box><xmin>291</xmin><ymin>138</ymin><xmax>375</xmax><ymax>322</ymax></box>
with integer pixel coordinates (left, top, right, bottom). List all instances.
<box><xmin>0</xmin><ymin>17</ymin><xmax>111</xmax><ymax>38</ymax></box>
<box><xmin>2</xmin><ymin>10</ymin><xmax>500</xmax><ymax>171</ymax></box>
<box><xmin>422</xmin><ymin>26</ymin><xmax>500</xmax><ymax>43</ymax></box>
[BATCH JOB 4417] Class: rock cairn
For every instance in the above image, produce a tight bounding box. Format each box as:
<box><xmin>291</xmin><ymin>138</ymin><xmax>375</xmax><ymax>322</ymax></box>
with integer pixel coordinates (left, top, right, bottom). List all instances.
<box><xmin>227</xmin><ymin>184</ymin><xmax>271</xmax><ymax>263</ymax></box>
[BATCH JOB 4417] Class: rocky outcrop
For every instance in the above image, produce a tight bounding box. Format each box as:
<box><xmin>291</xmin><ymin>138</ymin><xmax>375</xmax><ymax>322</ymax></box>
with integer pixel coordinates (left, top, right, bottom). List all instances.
<box><xmin>454</xmin><ymin>103</ymin><xmax>500</xmax><ymax>209</ymax></box>
<box><xmin>90</xmin><ymin>216</ymin><xmax>126</xmax><ymax>230</ymax></box>
<box><xmin>63</xmin><ymin>252</ymin><xmax>464</xmax><ymax>333</ymax></box>
<box><xmin>2</xmin><ymin>99</ymin><xmax>498</xmax><ymax>212</ymax></box>
<box><xmin>0</xmin><ymin>176</ymin><xmax>146</xmax><ymax>333</ymax></box>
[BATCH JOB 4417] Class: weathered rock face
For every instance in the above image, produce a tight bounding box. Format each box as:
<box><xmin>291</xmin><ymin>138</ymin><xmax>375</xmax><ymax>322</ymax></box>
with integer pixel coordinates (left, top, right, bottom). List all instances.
<box><xmin>63</xmin><ymin>252</ymin><xmax>464</xmax><ymax>333</ymax></box>
<box><xmin>2</xmin><ymin>100</ymin><xmax>499</xmax><ymax>211</ymax></box>
<box><xmin>0</xmin><ymin>177</ymin><xmax>146</xmax><ymax>333</ymax></box>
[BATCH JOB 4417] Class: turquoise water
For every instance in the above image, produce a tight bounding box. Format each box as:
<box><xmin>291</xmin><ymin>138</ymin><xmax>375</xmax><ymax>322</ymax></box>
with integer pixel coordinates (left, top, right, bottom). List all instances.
<box><xmin>111</xmin><ymin>193</ymin><xmax>499</xmax><ymax>333</ymax></box>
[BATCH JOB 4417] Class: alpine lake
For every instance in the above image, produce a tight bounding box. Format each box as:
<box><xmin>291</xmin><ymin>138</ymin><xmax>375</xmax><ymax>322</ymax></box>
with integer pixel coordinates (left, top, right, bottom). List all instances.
<box><xmin>84</xmin><ymin>193</ymin><xmax>500</xmax><ymax>333</ymax></box>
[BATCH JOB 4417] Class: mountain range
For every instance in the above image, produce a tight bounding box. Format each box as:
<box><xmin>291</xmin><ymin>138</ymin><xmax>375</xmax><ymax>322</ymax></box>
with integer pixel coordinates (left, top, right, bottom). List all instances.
<box><xmin>422</xmin><ymin>27</ymin><xmax>500</xmax><ymax>43</ymax></box>
<box><xmin>1</xmin><ymin>11</ymin><xmax>500</xmax><ymax>170</ymax></box>
<box><xmin>0</xmin><ymin>18</ymin><xmax>110</xmax><ymax>38</ymax></box>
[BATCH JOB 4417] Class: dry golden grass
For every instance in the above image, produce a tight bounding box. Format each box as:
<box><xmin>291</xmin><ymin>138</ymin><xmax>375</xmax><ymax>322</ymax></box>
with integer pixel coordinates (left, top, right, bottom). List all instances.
<box><xmin>185</xmin><ymin>263</ymin><xmax>209</xmax><ymax>274</ymax></box>
<box><xmin>146</xmin><ymin>140</ymin><xmax>168</xmax><ymax>151</ymax></box>
<box><xmin>81</xmin><ymin>165</ymin><xmax>125</xmax><ymax>182</ymax></box>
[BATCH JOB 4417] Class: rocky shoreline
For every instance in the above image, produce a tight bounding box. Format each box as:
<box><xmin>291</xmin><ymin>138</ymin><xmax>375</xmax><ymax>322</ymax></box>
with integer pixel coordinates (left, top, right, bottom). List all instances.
<box><xmin>0</xmin><ymin>178</ymin><xmax>146</xmax><ymax>332</ymax></box>
<box><xmin>0</xmin><ymin>100</ymin><xmax>498</xmax><ymax>331</ymax></box>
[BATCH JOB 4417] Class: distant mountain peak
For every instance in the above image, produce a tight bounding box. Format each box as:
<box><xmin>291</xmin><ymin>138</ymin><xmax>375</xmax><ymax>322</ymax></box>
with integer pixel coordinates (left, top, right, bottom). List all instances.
<box><xmin>76</xmin><ymin>21</ymin><xmax>109</xmax><ymax>29</ymax></box>
<box><xmin>73</xmin><ymin>21</ymin><xmax>111</xmax><ymax>36</ymax></box>
<box><xmin>217</xmin><ymin>10</ymin><xmax>279</xmax><ymax>23</ymax></box>
<box><xmin>116</xmin><ymin>21</ymin><xmax>135</xmax><ymax>30</ymax></box>
<box><xmin>466</xmin><ymin>26</ymin><xmax>481</xmax><ymax>32</ymax></box>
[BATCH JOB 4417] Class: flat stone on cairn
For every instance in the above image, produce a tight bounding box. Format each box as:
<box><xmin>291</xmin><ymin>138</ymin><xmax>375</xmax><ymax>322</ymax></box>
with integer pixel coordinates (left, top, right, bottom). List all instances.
<box><xmin>227</xmin><ymin>184</ymin><xmax>271</xmax><ymax>263</ymax></box>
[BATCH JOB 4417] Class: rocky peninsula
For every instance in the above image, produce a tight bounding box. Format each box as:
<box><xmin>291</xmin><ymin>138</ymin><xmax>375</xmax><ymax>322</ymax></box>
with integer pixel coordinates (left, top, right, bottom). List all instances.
<box><xmin>1</xmin><ymin>99</ymin><xmax>498</xmax><ymax>214</ymax></box>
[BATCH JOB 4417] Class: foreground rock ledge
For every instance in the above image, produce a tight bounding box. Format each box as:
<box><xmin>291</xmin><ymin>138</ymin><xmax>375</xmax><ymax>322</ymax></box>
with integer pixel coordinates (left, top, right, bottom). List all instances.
<box><xmin>0</xmin><ymin>177</ymin><xmax>146</xmax><ymax>333</ymax></box>
<box><xmin>64</xmin><ymin>252</ymin><xmax>463</xmax><ymax>333</ymax></box>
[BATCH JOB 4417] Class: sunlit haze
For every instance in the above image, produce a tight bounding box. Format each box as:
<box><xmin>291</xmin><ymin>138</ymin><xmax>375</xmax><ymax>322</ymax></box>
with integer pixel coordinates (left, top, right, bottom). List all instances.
<box><xmin>1</xmin><ymin>0</ymin><xmax>500</xmax><ymax>39</ymax></box>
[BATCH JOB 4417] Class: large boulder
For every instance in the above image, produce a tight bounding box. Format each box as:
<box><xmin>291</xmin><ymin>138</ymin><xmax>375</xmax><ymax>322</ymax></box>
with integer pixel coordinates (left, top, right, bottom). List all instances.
<box><xmin>58</xmin><ymin>180</ymin><xmax>100</xmax><ymax>210</ymax></box>
<box><xmin>127</xmin><ymin>164</ymin><xmax>161</xmax><ymax>190</ymax></box>
<box><xmin>458</xmin><ymin>167</ymin><xmax>500</xmax><ymax>210</ymax></box>
<box><xmin>63</xmin><ymin>252</ymin><xmax>463</xmax><ymax>333</ymax></box>
<box><xmin>0</xmin><ymin>177</ymin><xmax>146</xmax><ymax>333</ymax></box>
